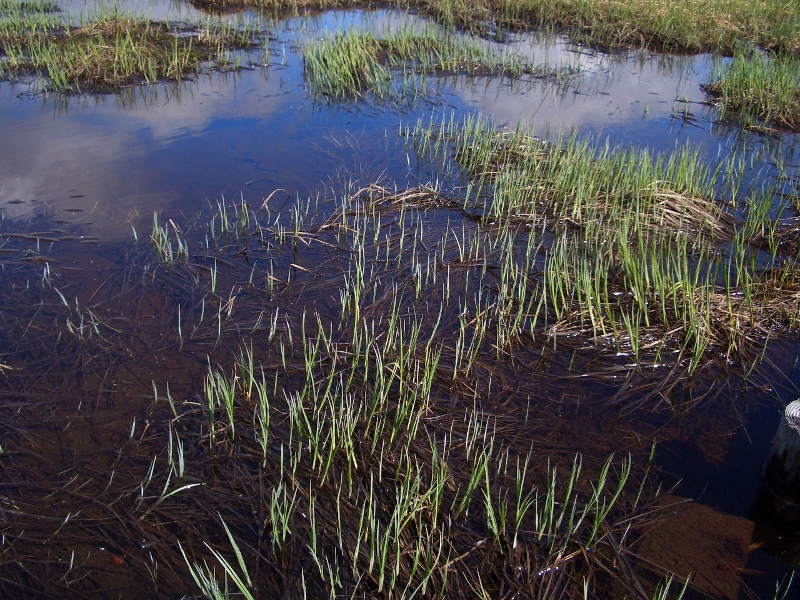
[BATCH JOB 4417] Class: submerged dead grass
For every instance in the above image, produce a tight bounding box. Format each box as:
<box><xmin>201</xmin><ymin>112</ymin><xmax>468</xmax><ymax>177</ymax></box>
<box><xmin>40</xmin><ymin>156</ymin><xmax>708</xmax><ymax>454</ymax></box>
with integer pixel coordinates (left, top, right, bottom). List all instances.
<box><xmin>0</xmin><ymin>124</ymin><xmax>793</xmax><ymax>595</ymax></box>
<box><xmin>0</xmin><ymin>210</ymin><xmax>688</xmax><ymax>600</ymax></box>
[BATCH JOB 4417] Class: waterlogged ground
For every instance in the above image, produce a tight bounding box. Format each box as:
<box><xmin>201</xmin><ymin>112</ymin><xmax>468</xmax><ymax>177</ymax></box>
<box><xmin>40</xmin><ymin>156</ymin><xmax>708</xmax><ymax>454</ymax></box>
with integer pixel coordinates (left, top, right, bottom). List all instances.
<box><xmin>1</xmin><ymin>3</ymin><xmax>800</xmax><ymax>599</ymax></box>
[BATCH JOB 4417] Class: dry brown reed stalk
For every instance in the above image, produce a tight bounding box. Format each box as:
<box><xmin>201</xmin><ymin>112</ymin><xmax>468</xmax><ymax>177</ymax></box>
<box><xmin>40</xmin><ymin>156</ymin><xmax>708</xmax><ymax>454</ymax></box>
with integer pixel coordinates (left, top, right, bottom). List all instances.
<box><xmin>551</xmin><ymin>188</ymin><xmax>735</xmax><ymax>246</ymax></box>
<box><xmin>356</xmin><ymin>183</ymin><xmax>459</xmax><ymax>210</ymax></box>
<box><xmin>650</xmin><ymin>190</ymin><xmax>734</xmax><ymax>241</ymax></box>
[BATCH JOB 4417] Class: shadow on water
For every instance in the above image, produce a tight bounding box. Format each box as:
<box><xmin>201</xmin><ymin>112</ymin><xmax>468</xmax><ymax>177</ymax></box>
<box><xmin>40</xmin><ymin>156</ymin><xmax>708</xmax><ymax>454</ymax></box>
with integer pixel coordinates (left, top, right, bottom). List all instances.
<box><xmin>1</xmin><ymin>5</ymin><xmax>800</xmax><ymax>599</ymax></box>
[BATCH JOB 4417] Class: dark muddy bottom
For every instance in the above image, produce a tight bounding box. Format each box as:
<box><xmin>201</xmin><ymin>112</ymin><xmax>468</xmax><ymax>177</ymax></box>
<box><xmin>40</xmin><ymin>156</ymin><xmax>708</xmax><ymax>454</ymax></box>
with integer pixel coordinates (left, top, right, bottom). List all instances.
<box><xmin>1</xmin><ymin>4</ymin><xmax>800</xmax><ymax>600</ymax></box>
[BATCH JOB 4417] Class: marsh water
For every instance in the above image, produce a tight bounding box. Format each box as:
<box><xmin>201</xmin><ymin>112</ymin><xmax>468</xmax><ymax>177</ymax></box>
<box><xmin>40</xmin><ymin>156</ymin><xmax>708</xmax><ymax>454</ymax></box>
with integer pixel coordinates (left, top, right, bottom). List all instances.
<box><xmin>1</xmin><ymin>3</ymin><xmax>800</xmax><ymax>599</ymax></box>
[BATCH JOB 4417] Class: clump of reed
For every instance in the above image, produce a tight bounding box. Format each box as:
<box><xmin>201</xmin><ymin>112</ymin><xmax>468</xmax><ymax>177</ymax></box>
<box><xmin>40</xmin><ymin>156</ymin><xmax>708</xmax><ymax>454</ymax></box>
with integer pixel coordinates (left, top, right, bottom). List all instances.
<box><xmin>302</xmin><ymin>23</ymin><xmax>567</xmax><ymax>100</ymax></box>
<box><xmin>151</xmin><ymin>213</ymin><xmax>190</xmax><ymax>264</ymax></box>
<box><xmin>703</xmin><ymin>51</ymin><xmax>800</xmax><ymax>132</ymax></box>
<box><xmin>0</xmin><ymin>7</ymin><xmax>259</xmax><ymax>92</ymax></box>
<box><xmin>438</xmin><ymin>114</ymin><xmax>730</xmax><ymax>240</ymax></box>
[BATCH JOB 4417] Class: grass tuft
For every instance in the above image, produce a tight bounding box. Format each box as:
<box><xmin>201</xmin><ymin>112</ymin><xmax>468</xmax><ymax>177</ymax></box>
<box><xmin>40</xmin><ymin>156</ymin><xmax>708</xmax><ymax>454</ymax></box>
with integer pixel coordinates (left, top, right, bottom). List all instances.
<box><xmin>302</xmin><ymin>24</ymin><xmax>558</xmax><ymax>100</ymax></box>
<box><xmin>0</xmin><ymin>10</ymin><xmax>258</xmax><ymax>92</ymax></box>
<box><xmin>703</xmin><ymin>51</ymin><xmax>800</xmax><ymax>131</ymax></box>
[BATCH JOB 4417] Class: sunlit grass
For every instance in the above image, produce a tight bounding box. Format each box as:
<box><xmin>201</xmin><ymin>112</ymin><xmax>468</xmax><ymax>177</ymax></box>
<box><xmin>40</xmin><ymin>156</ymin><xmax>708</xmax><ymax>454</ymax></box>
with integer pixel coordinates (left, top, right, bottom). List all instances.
<box><xmin>0</xmin><ymin>5</ymin><xmax>259</xmax><ymax>91</ymax></box>
<box><xmin>170</xmin><ymin>321</ymin><xmax>649</xmax><ymax>599</ymax></box>
<box><xmin>303</xmin><ymin>23</ymin><xmax>560</xmax><ymax>100</ymax></box>
<box><xmin>190</xmin><ymin>0</ymin><xmax>800</xmax><ymax>57</ymax></box>
<box><xmin>489</xmin><ymin>0</ymin><xmax>800</xmax><ymax>55</ymax></box>
<box><xmin>0</xmin><ymin>0</ymin><xmax>797</xmax><ymax>593</ymax></box>
<box><xmin>409</xmin><ymin>113</ymin><xmax>800</xmax><ymax>371</ymax></box>
<box><xmin>0</xmin><ymin>156</ymin><xmax>793</xmax><ymax>596</ymax></box>
<box><xmin>704</xmin><ymin>51</ymin><xmax>800</xmax><ymax>131</ymax></box>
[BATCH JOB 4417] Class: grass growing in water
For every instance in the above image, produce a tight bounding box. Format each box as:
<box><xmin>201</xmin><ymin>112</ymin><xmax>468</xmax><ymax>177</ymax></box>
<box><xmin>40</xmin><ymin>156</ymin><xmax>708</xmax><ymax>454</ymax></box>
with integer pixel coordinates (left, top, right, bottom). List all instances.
<box><xmin>703</xmin><ymin>51</ymin><xmax>800</xmax><ymax>132</ymax></box>
<box><xmin>0</xmin><ymin>208</ymin><xmax>680</xmax><ymax>598</ymax></box>
<box><xmin>168</xmin><ymin>328</ymin><xmax>653</xmax><ymax>599</ymax></box>
<box><xmin>0</xmin><ymin>5</ymin><xmax>259</xmax><ymax>92</ymax></box>
<box><xmin>303</xmin><ymin>24</ymin><xmax>564</xmax><ymax>100</ymax></box>
<box><xmin>487</xmin><ymin>0</ymin><xmax>800</xmax><ymax>55</ymax></box>
<box><xmin>410</xmin><ymin>113</ymin><xmax>800</xmax><ymax>371</ymax></box>
<box><xmin>0</xmin><ymin>176</ymin><xmax>790</xmax><ymax>597</ymax></box>
<box><xmin>189</xmin><ymin>0</ymin><xmax>800</xmax><ymax>57</ymax></box>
